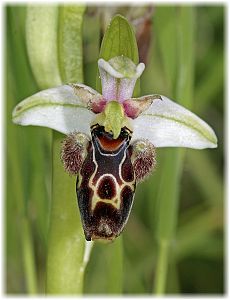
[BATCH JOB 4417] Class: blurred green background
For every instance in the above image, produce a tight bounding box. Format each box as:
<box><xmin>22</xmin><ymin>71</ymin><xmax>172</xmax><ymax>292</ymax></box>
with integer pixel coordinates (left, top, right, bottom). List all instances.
<box><xmin>6</xmin><ymin>5</ymin><xmax>224</xmax><ymax>294</ymax></box>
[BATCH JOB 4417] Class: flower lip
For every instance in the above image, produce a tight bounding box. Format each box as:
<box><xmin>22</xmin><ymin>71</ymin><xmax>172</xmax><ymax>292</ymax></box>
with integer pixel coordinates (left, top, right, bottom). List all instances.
<box><xmin>98</xmin><ymin>56</ymin><xmax>145</xmax><ymax>79</ymax></box>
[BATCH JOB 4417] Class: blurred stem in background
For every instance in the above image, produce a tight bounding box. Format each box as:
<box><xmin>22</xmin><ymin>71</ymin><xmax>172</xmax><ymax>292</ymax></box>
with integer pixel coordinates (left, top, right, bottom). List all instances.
<box><xmin>6</xmin><ymin>7</ymin><xmax>40</xmax><ymax>294</ymax></box>
<box><xmin>153</xmin><ymin>6</ymin><xmax>195</xmax><ymax>294</ymax></box>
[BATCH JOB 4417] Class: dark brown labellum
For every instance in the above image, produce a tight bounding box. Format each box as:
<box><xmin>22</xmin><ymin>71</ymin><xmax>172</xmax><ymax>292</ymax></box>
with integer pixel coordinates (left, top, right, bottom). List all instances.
<box><xmin>76</xmin><ymin>124</ymin><xmax>136</xmax><ymax>241</ymax></box>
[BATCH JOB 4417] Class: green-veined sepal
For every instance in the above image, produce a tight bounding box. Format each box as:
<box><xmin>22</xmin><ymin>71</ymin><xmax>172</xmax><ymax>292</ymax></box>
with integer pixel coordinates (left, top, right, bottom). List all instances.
<box><xmin>12</xmin><ymin>84</ymin><xmax>96</xmax><ymax>135</ymax></box>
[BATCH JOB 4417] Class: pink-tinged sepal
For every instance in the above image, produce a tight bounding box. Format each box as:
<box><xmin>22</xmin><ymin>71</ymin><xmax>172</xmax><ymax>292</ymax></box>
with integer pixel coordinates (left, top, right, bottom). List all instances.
<box><xmin>61</xmin><ymin>132</ymin><xmax>90</xmax><ymax>175</ymax></box>
<box><xmin>131</xmin><ymin>139</ymin><xmax>156</xmax><ymax>182</ymax></box>
<box><xmin>77</xmin><ymin>125</ymin><xmax>136</xmax><ymax>241</ymax></box>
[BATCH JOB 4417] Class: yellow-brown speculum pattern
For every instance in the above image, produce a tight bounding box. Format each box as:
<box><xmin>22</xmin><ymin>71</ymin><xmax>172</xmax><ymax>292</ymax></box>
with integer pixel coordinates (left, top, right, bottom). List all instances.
<box><xmin>89</xmin><ymin>142</ymin><xmax>136</xmax><ymax>211</ymax></box>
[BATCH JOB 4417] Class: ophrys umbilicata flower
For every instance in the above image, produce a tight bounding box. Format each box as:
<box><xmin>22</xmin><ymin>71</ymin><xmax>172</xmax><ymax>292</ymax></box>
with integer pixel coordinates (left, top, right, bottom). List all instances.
<box><xmin>12</xmin><ymin>55</ymin><xmax>217</xmax><ymax>241</ymax></box>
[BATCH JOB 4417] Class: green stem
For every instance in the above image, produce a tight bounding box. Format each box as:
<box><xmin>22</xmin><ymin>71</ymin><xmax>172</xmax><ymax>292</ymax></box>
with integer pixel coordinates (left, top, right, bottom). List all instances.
<box><xmin>22</xmin><ymin>218</ymin><xmax>37</xmax><ymax>294</ymax></box>
<box><xmin>7</xmin><ymin>8</ymin><xmax>38</xmax><ymax>293</ymax></box>
<box><xmin>154</xmin><ymin>240</ymin><xmax>169</xmax><ymax>294</ymax></box>
<box><xmin>46</xmin><ymin>131</ymin><xmax>86</xmax><ymax>294</ymax></box>
<box><xmin>153</xmin><ymin>148</ymin><xmax>183</xmax><ymax>294</ymax></box>
<box><xmin>153</xmin><ymin>6</ymin><xmax>195</xmax><ymax>294</ymax></box>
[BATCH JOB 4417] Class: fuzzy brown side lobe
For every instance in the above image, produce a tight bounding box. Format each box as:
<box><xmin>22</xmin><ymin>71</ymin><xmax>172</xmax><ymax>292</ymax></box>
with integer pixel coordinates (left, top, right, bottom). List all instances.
<box><xmin>132</xmin><ymin>139</ymin><xmax>156</xmax><ymax>182</ymax></box>
<box><xmin>61</xmin><ymin>132</ymin><xmax>89</xmax><ymax>175</ymax></box>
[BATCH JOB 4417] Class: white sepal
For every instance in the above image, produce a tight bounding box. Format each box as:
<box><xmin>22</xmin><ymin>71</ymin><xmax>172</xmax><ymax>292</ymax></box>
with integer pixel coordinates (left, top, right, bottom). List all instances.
<box><xmin>132</xmin><ymin>95</ymin><xmax>217</xmax><ymax>149</ymax></box>
<box><xmin>12</xmin><ymin>84</ymin><xmax>95</xmax><ymax>135</ymax></box>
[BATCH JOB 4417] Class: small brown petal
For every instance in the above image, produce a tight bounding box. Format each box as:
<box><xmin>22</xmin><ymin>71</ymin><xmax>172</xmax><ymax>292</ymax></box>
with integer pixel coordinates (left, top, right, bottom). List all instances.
<box><xmin>123</xmin><ymin>95</ymin><xmax>161</xmax><ymax>119</ymax></box>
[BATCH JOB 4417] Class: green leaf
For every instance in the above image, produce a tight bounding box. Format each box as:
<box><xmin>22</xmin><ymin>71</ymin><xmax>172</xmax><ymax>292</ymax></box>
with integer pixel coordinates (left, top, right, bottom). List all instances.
<box><xmin>58</xmin><ymin>5</ymin><xmax>85</xmax><ymax>83</ymax></box>
<box><xmin>176</xmin><ymin>6</ymin><xmax>195</xmax><ymax>108</ymax></box>
<box><xmin>26</xmin><ymin>6</ymin><xmax>62</xmax><ymax>89</ymax></box>
<box><xmin>154</xmin><ymin>7</ymin><xmax>178</xmax><ymax>96</ymax></box>
<box><xmin>26</xmin><ymin>5</ymin><xmax>86</xmax><ymax>89</ymax></box>
<box><xmin>96</xmin><ymin>14</ymin><xmax>140</xmax><ymax>97</ymax></box>
<box><xmin>195</xmin><ymin>54</ymin><xmax>223</xmax><ymax>113</ymax></box>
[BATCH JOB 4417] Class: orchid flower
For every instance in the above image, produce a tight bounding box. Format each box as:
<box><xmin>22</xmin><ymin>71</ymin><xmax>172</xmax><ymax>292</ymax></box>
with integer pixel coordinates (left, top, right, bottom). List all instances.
<box><xmin>12</xmin><ymin>55</ymin><xmax>217</xmax><ymax>241</ymax></box>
